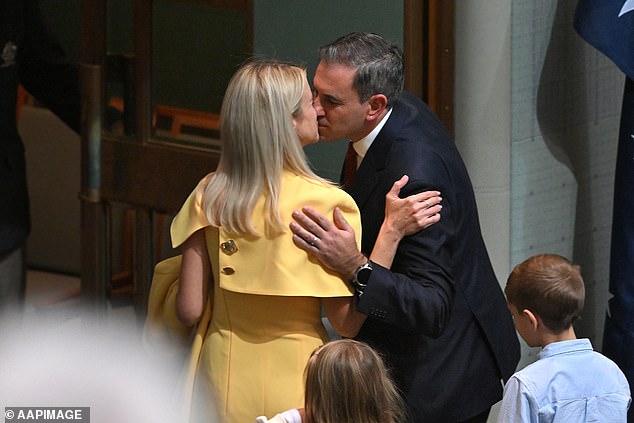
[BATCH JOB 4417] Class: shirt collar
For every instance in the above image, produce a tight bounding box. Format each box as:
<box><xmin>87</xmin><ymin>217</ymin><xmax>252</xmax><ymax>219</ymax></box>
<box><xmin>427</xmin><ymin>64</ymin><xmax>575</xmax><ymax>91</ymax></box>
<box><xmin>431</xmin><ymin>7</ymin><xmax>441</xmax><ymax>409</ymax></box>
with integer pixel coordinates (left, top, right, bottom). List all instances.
<box><xmin>351</xmin><ymin>107</ymin><xmax>393</xmax><ymax>165</ymax></box>
<box><xmin>539</xmin><ymin>338</ymin><xmax>593</xmax><ymax>360</ymax></box>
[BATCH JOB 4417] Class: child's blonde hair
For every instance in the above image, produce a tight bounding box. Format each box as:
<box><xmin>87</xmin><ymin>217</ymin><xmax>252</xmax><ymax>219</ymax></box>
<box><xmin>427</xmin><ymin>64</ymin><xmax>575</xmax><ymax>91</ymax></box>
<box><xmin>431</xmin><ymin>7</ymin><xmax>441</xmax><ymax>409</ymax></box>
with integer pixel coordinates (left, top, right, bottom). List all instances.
<box><xmin>304</xmin><ymin>339</ymin><xmax>404</xmax><ymax>423</ymax></box>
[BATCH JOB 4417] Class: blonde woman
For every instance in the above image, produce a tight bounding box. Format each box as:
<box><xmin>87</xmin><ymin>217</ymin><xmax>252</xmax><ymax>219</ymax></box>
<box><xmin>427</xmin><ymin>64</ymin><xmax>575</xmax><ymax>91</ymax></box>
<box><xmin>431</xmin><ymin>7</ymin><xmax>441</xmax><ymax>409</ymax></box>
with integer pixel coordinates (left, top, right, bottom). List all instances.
<box><xmin>171</xmin><ymin>60</ymin><xmax>440</xmax><ymax>423</ymax></box>
<box><xmin>257</xmin><ymin>339</ymin><xmax>405</xmax><ymax>423</ymax></box>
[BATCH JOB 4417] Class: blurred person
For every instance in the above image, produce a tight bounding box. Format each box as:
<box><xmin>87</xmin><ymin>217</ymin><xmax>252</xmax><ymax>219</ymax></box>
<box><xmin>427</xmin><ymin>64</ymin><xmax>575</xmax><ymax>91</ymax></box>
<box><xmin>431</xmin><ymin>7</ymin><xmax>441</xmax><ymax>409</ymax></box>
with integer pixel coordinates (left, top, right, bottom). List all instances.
<box><xmin>0</xmin><ymin>0</ymin><xmax>80</xmax><ymax>314</ymax></box>
<box><xmin>0</xmin><ymin>314</ymin><xmax>190</xmax><ymax>423</ymax></box>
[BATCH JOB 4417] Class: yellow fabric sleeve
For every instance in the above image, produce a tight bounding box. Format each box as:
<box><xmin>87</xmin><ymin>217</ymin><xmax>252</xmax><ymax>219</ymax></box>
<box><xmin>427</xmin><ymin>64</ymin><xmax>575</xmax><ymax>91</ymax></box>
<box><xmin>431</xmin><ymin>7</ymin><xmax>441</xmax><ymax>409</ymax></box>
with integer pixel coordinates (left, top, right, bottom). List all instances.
<box><xmin>142</xmin><ymin>255</ymin><xmax>192</xmax><ymax>350</ymax></box>
<box><xmin>170</xmin><ymin>174</ymin><xmax>212</xmax><ymax>249</ymax></box>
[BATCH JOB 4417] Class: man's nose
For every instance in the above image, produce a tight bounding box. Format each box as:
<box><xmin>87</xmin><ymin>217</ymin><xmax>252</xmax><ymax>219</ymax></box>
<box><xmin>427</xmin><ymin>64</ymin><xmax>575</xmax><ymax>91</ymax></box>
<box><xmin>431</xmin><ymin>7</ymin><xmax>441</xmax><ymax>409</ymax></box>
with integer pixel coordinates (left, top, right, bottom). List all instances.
<box><xmin>313</xmin><ymin>96</ymin><xmax>324</xmax><ymax>115</ymax></box>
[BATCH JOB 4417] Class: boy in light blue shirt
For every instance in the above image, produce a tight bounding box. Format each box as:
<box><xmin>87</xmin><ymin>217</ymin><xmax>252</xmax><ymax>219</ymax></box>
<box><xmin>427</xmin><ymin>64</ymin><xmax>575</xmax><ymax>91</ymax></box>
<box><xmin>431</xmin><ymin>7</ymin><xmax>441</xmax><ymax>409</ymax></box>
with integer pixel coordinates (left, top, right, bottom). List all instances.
<box><xmin>498</xmin><ymin>254</ymin><xmax>631</xmax><ymax>422</ymax></box>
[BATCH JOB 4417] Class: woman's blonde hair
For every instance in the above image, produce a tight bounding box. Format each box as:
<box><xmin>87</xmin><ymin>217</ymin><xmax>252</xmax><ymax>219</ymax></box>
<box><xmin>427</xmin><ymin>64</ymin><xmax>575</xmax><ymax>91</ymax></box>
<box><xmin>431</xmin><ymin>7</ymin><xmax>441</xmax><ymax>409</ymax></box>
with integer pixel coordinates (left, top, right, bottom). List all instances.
<box><xmin>203</xmin><ymin>60</ymin><xmax>324</xmax><ymax>236</ymax></box>
<box><xmin>304</xmin><ymin>339</ymin><xmax>405</xmax><ymax>423</ymax></box>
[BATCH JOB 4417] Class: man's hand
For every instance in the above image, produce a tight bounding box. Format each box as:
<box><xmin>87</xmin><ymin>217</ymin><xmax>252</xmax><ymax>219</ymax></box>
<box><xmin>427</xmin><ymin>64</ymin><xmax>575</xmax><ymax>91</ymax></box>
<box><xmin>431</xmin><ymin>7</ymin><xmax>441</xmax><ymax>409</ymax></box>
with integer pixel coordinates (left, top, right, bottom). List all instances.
<box><xmin>290</xmin><ymin>207</ymin><xmax>366</xmax><ymax>279</ymax></box>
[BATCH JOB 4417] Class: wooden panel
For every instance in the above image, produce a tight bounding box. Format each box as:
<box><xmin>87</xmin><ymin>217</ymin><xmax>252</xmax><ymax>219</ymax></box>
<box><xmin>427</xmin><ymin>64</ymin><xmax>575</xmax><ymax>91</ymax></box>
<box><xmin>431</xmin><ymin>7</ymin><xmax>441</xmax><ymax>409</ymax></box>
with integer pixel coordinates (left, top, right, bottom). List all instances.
<box><xmin>101</xmin><ymin>137</ymin><xmax>220</xmax><ymax>213</ymax></box>
<box><xmin>135</xmin><ymin>0</ymin><xmax>152</xmax><ymax>142</ymax></box>
<box><xmin>80</xmin><ymin>0</ymin><xmax>105</xmax><ymax>65</ymax></box>
<box><xmin>426</xmin><ymin>0</ymin><xmax>455</xmax><ymax>135</ymax></box>
<box><xmin>403</xmin><ymin>0</ymin><xmax>425</xmax><ymax>99</ymax></box>
<box><xmin>403</xmin><ymin>0</ymin><xmax>454</xmax><ymax>135</ymax></box>
<box><xmin>154</xmin><ymin>104</ymin><xmax>220</xmax><ymax>137</ymax></box>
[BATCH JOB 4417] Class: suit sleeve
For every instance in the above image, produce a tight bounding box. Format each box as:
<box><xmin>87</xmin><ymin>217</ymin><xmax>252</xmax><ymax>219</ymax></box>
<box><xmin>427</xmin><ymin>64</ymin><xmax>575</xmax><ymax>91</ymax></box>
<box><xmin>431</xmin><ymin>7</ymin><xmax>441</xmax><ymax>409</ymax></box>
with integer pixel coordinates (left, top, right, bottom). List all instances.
<box><xmin>355</xmin><ymin>156</ymin><xmax>456</xmax><ymax>337</ymax></box>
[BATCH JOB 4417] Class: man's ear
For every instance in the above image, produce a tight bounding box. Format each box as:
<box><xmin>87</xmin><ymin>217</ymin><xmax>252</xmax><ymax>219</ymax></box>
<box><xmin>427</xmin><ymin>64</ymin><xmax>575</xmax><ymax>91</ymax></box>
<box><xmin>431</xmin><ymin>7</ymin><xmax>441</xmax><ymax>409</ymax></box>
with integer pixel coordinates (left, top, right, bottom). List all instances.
<box><xmin>367</xmin><ymin>94</ymin><xmax>388</xmax><ymax>121</ymax></box>
<box><xmin>523</xmin><ymin>309</ymin><xmax>540</xmax><ymax>330</ymax></box>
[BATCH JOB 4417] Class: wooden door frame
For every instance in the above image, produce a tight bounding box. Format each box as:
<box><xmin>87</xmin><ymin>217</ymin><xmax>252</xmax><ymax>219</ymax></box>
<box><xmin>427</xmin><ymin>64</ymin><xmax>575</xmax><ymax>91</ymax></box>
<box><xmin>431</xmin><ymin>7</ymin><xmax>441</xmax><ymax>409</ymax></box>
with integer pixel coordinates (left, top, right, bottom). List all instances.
<box><xmin>404</xmin><ymin>0</ymin><xmax>455</xmax><ymax>135</ymax></box>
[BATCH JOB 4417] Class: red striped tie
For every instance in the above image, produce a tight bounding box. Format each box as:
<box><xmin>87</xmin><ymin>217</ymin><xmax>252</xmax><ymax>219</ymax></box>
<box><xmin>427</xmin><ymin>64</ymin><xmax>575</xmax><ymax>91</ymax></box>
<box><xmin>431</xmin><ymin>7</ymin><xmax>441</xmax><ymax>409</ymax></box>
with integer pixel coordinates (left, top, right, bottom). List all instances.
<box><xmin>342</xmin><ymin>141</ymin><xmax>357</xmax><ymax>188</ymax></box>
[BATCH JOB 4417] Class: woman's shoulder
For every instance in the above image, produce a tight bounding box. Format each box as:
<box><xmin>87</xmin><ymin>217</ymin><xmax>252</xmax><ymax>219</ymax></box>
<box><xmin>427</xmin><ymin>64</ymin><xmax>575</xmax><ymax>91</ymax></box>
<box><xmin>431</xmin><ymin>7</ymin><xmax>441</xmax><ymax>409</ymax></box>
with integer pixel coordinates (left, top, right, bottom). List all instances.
<box><xmin>280</xmin><ymin>173</ymin><xmax>360</xmax><ymax>231</ymax></box>
<box><xmin>283</xmin><ymin>172</ymin><xmax>352</xmax><ymax>201</ymax></box>
<box><xmin>283</xmin><ymin>173</ymin><xmax>357</xmax><ymax>213</ymax></box>
<box><xmin>194</xmin><ymin>171</ymin><xmax>216</xmax><ymax>192</ymax></box>
<box><xmin>184</xmin><ymin>171</ymin><xmax>218</xmax><ymax>208</ymax></box>
<box><xmin>170</xmin><ymin>172</ymin><xmax>215</xmax><ymax>248</ymax></box>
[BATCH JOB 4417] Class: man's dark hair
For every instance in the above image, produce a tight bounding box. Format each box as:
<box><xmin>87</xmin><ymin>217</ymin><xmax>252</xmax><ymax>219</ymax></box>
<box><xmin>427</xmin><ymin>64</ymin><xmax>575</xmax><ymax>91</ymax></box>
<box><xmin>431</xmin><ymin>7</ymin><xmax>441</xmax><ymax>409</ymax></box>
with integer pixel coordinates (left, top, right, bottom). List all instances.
<box><xmin>319</xmin><ymin>32</ymin><xmax>404</xmax><ymax>108</ymax></box>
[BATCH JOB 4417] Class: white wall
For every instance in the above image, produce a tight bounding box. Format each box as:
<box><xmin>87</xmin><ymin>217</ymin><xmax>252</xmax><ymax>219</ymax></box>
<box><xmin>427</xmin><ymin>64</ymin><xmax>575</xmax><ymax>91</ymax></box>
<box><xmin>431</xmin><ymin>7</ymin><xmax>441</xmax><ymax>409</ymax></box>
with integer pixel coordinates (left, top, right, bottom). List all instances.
<box><xmin>456</xmin><ymin>0</ymin><xmax>625</xmax><ymax>379</ymax></box>
<box><xmin>455</xmin><ymin>0</ymin><xmax>513</xmax><ymax>284</ymax></box>
<box><xmin>454</xmin><ymin>3</ymin><xmax>513</xmax><ymax>420</ymax></box>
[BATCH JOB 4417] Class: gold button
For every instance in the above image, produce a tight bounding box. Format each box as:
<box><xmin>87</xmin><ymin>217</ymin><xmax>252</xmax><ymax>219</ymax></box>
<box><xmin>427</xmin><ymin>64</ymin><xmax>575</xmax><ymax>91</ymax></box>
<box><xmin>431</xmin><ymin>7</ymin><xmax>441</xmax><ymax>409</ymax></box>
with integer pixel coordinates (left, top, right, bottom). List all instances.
<box><xmin>221</xmin><ymin>267</ymin><xmax>235</xmax><ymax>275</ymax></box>
<box><xmin>220</xmin><ymin>240</ymin><xmax>238</xmax><ymax>255</ymax></box>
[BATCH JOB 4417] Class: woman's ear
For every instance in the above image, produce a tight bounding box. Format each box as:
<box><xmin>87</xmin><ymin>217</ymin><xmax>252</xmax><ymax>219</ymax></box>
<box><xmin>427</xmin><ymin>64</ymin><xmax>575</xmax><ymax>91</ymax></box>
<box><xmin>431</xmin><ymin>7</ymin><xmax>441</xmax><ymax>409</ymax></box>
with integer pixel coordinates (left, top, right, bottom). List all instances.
<box><xmin>367</xmin><ymin>94</ymin><xmax>388</xmax><ymax>121</ymax></box>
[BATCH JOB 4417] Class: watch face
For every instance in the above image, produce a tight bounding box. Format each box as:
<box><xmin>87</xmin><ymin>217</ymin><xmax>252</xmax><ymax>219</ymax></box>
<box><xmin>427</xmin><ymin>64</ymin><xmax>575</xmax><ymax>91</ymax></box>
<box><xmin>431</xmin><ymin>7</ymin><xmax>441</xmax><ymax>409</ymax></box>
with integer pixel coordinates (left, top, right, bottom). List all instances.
<box><xmin>356</xmin><ymin>265</ymin><xmax>372</xmax><ymax>285</ymax></box>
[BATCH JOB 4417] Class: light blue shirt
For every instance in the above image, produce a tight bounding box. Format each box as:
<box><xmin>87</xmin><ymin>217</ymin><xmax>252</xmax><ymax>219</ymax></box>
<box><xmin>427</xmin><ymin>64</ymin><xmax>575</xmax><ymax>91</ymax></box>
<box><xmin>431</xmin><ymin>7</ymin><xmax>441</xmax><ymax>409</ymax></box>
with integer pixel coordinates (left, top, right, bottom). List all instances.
<box><xmin>497</xmin><ymin>338</ymin><xmax>630</xmax><ymax>422</ymax></box>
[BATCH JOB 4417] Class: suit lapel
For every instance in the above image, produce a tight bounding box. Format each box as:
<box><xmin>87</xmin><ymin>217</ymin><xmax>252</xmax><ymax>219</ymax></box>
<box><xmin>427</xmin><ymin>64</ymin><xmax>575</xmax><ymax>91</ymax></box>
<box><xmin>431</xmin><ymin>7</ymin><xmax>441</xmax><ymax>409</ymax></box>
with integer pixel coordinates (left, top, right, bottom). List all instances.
<box><xmin>345</xmin><ymin>97</ymin><xmax>407</xmax><ymax>209</ymax></box>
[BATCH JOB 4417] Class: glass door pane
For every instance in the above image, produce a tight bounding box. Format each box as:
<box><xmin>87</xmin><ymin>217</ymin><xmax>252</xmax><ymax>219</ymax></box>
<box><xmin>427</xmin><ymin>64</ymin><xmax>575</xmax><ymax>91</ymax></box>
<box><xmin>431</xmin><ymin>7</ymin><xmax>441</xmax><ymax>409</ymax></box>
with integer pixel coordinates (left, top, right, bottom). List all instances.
<box><xmin>150</xmin><ymin>0</ymin><xmax>250</xmax><ymax>150</ymax></box>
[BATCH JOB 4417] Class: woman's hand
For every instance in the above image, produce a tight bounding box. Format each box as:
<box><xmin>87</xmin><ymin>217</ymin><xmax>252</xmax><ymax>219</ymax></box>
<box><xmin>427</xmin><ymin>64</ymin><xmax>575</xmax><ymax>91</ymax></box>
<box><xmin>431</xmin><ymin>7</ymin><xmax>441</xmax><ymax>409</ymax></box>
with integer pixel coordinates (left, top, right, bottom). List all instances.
<box><xmin>384</xmin><ymin>175</ymin><xmax>442</xmax><ymax>238</ymax></box>
<box><xmin>370</xmin><ymin>175</ymin><xmax>442</xmax><ymax>269</ymax></box>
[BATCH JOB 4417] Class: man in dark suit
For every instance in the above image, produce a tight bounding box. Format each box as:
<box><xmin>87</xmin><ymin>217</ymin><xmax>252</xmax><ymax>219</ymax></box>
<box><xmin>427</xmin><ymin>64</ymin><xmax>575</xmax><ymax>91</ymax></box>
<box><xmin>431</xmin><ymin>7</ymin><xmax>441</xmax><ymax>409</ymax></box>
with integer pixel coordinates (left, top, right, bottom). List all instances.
<box><xmin>290</xmin><ymin>32</ymin><xmax>520</xmax><ymax>422</ymax></box>
<box><xmin>0</xmin><ymin>0</ymin><xmax>80</xmax><ymax>314</ymax></box>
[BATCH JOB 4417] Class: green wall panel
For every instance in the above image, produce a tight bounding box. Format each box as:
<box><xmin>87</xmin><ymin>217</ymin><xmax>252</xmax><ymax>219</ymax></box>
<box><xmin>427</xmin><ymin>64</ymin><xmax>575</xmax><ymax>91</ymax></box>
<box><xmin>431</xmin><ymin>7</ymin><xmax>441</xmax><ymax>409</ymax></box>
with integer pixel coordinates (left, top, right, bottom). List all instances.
<box><xmin>254</xmin><ymin>0</ymin><xmax>404</xmax><ymax>181</ymax></box>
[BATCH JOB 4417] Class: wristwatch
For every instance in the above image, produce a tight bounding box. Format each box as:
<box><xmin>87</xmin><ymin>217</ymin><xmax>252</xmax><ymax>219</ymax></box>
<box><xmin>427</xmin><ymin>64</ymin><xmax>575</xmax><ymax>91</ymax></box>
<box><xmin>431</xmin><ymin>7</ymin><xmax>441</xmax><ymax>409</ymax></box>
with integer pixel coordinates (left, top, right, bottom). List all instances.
<box><xmin>351</xmin><ymin>261</ymin><xmax>373</xmax><ymax>294</ymax></box>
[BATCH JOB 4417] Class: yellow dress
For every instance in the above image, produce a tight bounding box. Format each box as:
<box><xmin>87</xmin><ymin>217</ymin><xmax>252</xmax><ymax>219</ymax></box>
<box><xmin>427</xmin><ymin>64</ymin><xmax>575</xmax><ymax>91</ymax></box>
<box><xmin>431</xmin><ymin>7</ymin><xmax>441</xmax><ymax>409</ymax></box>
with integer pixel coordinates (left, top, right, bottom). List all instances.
<box><xmin>170</xmin><ymin>171</ymin><xmax>361</xmax><ymax>423</ymax></box>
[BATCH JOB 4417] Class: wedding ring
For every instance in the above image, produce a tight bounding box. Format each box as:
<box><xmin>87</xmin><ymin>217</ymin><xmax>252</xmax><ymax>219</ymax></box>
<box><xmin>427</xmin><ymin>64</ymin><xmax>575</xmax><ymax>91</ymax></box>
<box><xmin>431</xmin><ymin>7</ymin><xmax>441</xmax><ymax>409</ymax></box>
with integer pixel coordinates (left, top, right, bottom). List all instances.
<box><xmin>309</xmin><ymin>235</ymin><xmax>318</xmax><ymax>246</ymax></box>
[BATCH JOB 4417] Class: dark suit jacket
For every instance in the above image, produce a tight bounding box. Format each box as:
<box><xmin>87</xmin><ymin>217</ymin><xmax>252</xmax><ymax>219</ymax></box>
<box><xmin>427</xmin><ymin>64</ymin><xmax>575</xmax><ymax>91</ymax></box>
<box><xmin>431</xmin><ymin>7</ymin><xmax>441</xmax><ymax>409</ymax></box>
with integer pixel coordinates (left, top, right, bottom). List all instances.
<box><xmin>0</xmin><ymin>0</ymin><xmax>80</xmax><ymax>255</ymax></box>
<box><xmin>347</xmin><ymin>92</ymin><xmax>520</xmax><ymax>422</ymax></box>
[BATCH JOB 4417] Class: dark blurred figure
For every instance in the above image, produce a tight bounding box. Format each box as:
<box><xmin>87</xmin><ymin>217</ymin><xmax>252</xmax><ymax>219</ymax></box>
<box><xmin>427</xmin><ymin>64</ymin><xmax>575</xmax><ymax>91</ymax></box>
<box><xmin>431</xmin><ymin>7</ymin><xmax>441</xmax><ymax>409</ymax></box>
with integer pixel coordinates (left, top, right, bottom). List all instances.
<box><xmin>0</xmin><ymin>0</ymin><xmax>80</xmax><ymax>314</ymax></box>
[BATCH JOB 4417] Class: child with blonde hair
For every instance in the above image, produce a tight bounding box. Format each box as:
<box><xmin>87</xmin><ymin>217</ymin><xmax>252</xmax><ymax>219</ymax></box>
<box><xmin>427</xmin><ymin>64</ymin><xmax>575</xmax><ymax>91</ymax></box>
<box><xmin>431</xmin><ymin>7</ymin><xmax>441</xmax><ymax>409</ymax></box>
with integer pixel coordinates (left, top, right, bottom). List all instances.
<box><xmin>257</xmin><ymin>339</ymin><xmax>404</xmax><ymax>423</ymax></box>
